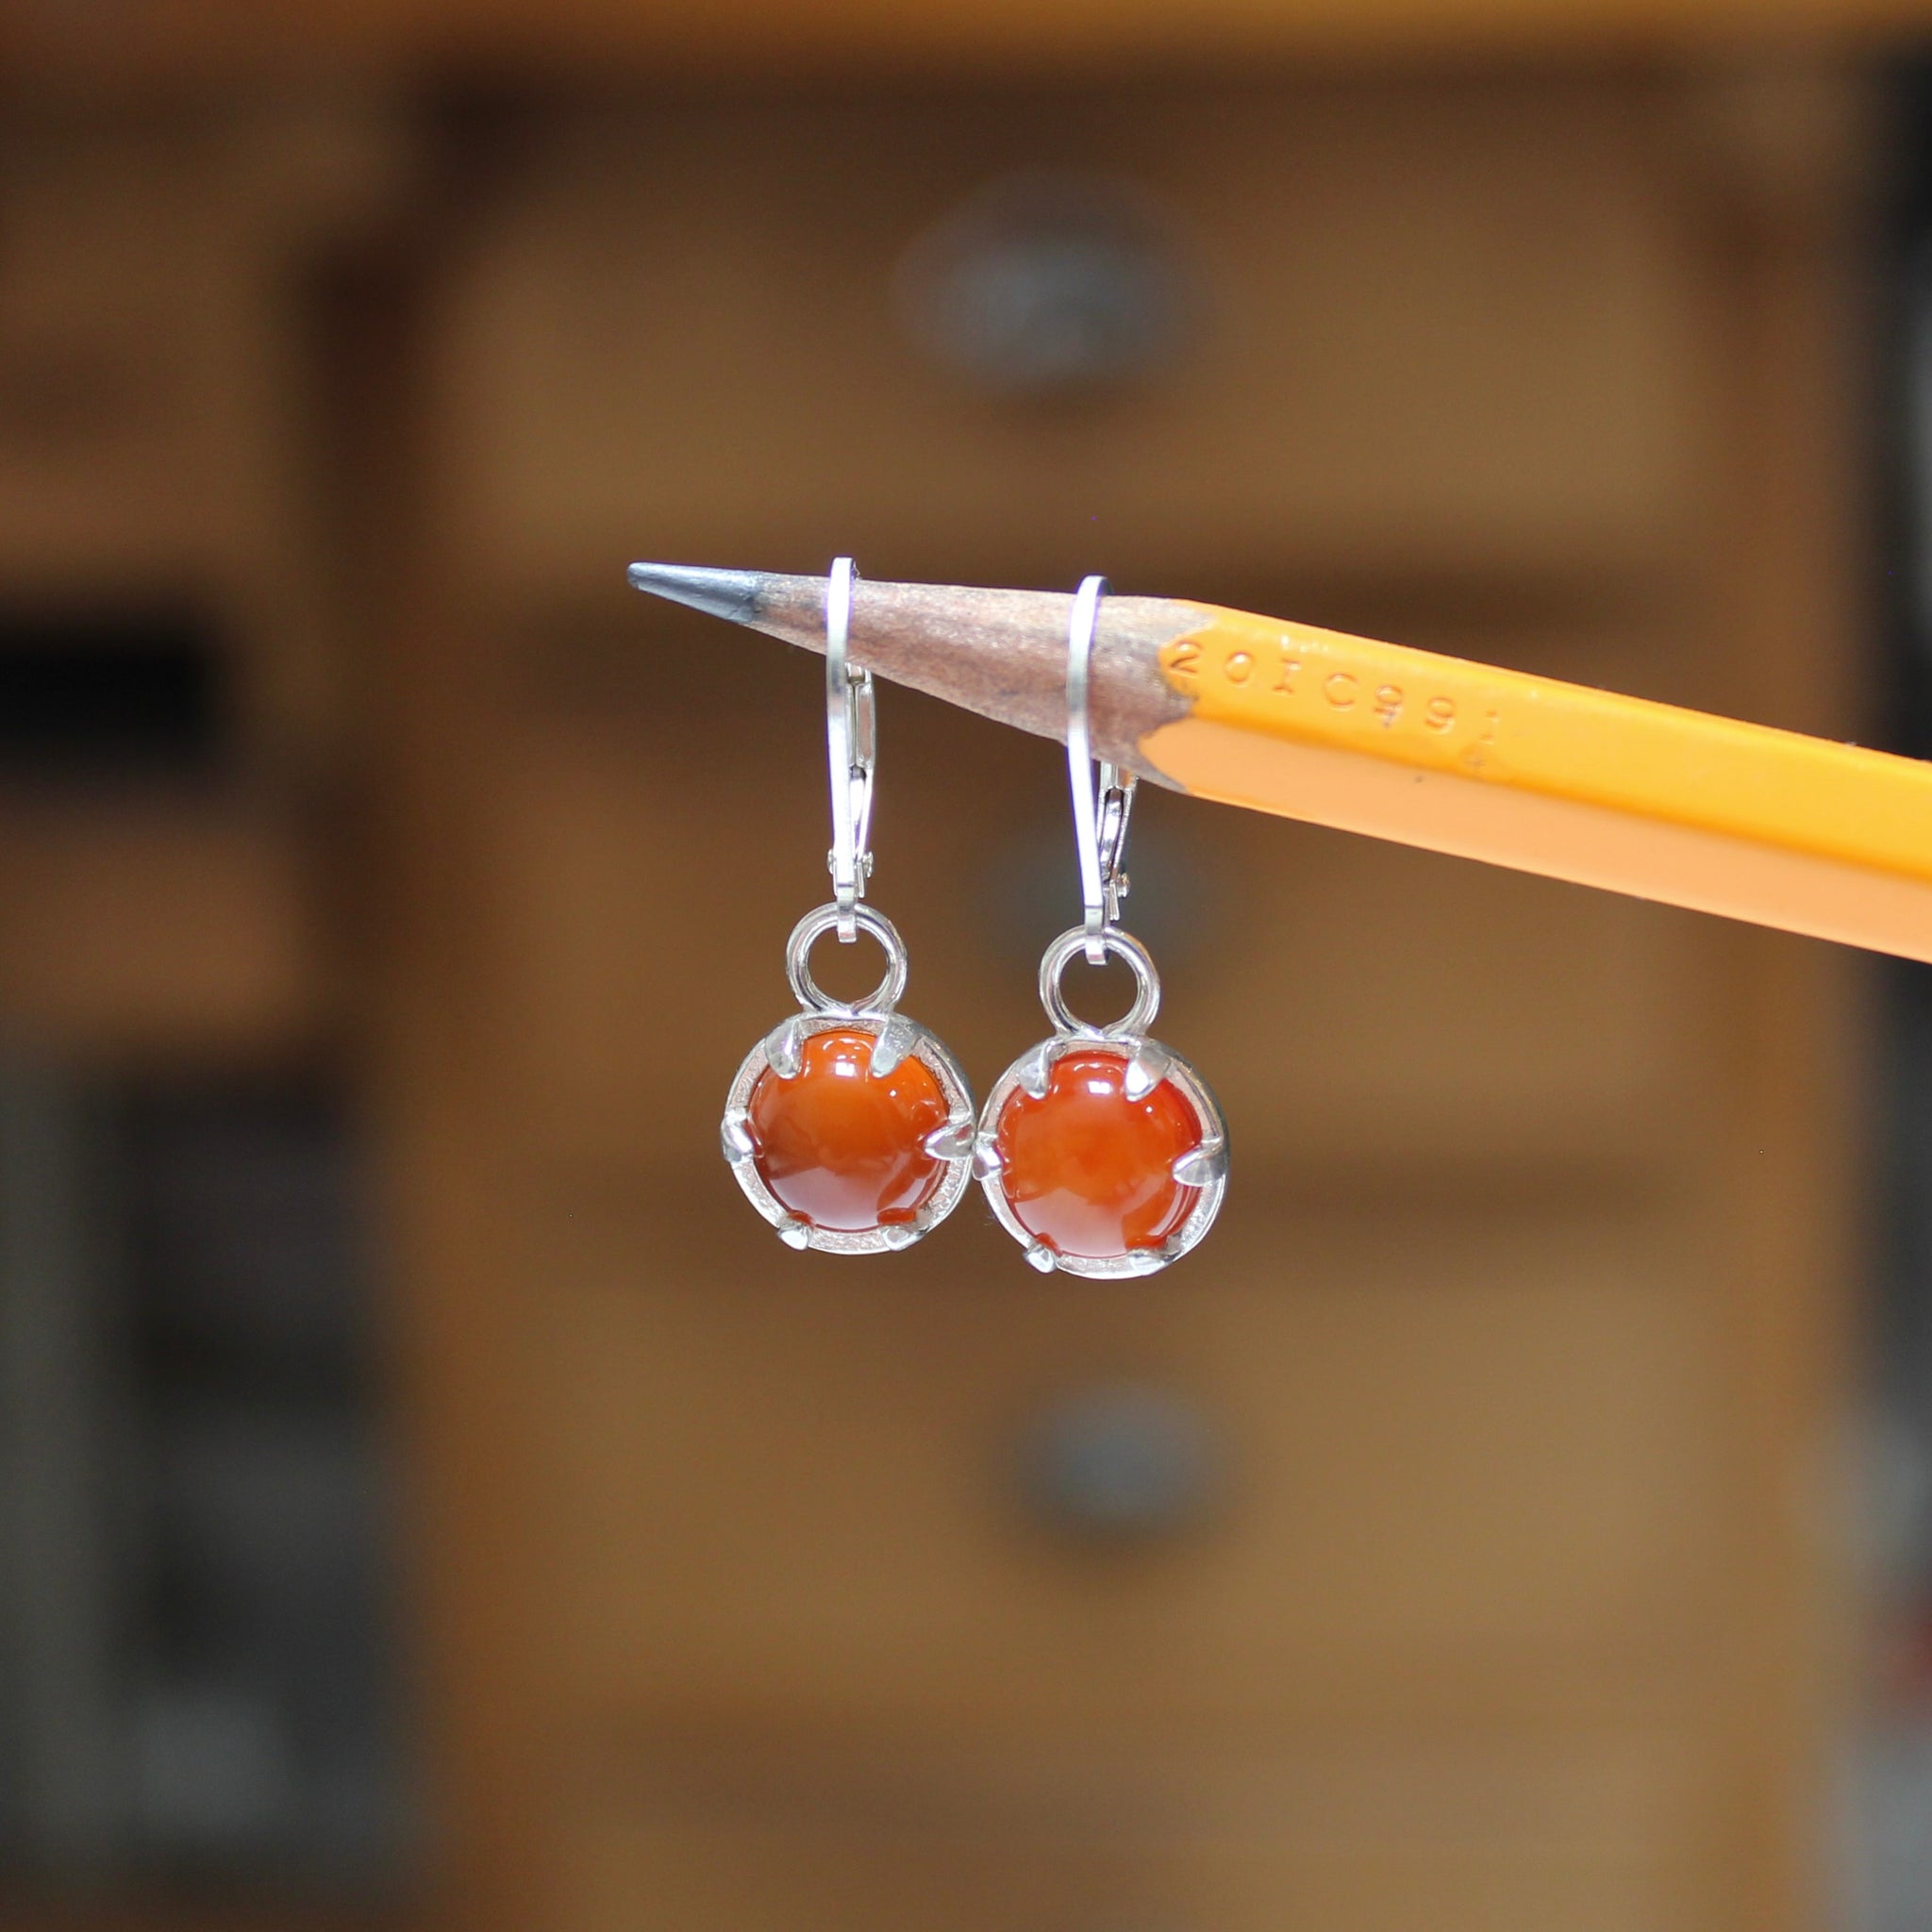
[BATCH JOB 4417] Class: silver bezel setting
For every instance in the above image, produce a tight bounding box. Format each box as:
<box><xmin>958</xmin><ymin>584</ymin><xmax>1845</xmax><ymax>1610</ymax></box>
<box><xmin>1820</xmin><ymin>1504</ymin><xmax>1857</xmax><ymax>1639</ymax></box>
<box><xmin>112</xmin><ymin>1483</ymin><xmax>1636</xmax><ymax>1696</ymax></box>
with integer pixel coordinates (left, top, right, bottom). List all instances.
<box><xmin>974</xmin><ymin>1029</ymin><xmax>1228</xmax><ymax>1279</ymax></box>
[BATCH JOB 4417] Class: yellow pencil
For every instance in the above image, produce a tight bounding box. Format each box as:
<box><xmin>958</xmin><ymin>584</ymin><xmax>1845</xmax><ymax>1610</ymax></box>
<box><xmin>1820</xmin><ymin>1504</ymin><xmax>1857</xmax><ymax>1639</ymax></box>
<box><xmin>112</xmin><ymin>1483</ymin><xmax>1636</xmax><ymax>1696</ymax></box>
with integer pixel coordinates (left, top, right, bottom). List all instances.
<box><xmin>629</xmin><ymin>563</ymin><xmax>1932</xmax><ymax>963</ymax></box>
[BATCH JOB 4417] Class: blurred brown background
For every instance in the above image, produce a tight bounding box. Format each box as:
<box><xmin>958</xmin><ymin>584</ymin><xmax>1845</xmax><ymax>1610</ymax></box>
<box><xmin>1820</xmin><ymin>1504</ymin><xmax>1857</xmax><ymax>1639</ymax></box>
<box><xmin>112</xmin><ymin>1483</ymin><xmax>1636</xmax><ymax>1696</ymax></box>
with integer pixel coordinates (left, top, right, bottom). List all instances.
<box><xmin>0</xmin><ymin>5</ymin><xmax>1927</xmax><ymax>1931</ymax></box>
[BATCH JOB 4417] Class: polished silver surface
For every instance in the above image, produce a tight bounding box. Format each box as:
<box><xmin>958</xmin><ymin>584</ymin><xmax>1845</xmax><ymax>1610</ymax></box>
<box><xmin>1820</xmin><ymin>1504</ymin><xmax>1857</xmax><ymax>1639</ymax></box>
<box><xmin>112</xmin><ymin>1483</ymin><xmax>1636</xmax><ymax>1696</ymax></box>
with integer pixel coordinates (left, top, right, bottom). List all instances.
<box><xmin>824</xmin><ymin>556</ymin><xmax>876</xmax><ymax>941</ymax></box>
<box><xmin>1065</xmin><ymin>573</ymin><xmax>1137</xmax><ymax>964</ymax></box>
<box><xmin>784</xmin><ymin>903</ymin><xmax>908</xmax><ymax>1019</ymax></box>
<box><xmin>867</xmin><ymin>1013</ymin><xmax>916</xmax><ymax>1080</ymax></box>
<box><xmin>1014</xmin><ymin>1040</ymin><xmax>1054</xmax><ymax>1101</ymax></box>
<box><xmin>1124</xmin><ymin>1041</ymin><xmax>1173</xmax><ymax>1102</ymax></box>
<box><xmin>761</xmin><ymin>1014</ymin><xmax>805</xmax><ymax>1080</ymax></box>
<box><xmin>923</xmin><ymin>1120</ymin><xmax>974</xmax><ymax>1162</ymax></box>
<box><xmin>1171</xmin><ymin>1142</ymin><xmax>1228</xmax><ymax>1189</ymax></box>
<box><xmin>1038</xmin><ymin>924</ymin><xmax>1161</xmax><ymax>1041</ymax></box>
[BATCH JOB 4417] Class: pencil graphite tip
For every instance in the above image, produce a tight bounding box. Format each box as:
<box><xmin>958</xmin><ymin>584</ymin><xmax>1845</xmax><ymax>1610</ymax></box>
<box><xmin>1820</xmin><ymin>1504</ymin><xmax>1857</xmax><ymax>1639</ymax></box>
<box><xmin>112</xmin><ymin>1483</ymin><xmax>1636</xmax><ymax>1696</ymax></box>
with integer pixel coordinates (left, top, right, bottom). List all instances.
<box><xmin>625</xmin><ymin>561</ymin><xmax>770</xmax><ymax>625</ymax></box>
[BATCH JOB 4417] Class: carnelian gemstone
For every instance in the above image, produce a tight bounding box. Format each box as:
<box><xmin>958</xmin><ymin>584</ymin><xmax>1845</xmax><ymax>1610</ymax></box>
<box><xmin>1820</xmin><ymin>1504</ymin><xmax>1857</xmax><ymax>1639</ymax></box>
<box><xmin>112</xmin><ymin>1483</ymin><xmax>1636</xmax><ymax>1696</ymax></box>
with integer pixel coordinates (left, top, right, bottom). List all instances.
<box><xmin>994</xmin><ymin>1048</ymin><xmax>1203</xmax><ymax>1260</ymax></box>
<box><xmin>748</xmin><ymin>1026</ymin><xmax>950</xmax><ymax>1232</ymax></box>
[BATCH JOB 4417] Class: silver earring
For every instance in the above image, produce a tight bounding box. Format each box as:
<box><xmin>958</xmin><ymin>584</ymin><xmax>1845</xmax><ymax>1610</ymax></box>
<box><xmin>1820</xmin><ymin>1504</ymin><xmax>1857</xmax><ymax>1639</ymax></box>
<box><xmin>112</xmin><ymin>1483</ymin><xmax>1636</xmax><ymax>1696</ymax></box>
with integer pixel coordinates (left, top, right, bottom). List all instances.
<box><xmin>722</xmin><ymin>558</ymin><xmax>975</xmax><ymax>1254</ymax></box>
<box><xmin>974</xmin><ymin>575</ymin><xmax>1228</xmax><ymax>1277</ymax></box>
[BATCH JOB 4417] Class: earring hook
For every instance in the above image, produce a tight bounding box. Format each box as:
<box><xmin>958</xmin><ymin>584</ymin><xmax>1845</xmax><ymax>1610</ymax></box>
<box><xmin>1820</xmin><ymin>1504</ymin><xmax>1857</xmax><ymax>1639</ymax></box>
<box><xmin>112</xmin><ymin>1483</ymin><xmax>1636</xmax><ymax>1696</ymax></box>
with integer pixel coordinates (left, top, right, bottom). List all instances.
<box><xmin>1066</xmin><ymin>574</ymin><xmax>1136</xmax><ymax>965</ymax></box>
<box><xmin>825</xmin><ymin>557</ymin><xmax>875</xmax><ymax>942</ymax></box>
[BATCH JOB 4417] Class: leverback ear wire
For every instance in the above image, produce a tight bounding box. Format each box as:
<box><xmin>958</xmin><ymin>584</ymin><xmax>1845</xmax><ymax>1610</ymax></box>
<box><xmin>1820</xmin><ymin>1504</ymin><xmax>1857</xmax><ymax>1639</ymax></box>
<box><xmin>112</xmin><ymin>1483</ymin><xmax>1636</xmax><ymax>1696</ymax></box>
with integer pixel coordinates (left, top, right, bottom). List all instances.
<box><xmin>1066</xmin><ymin>575</ymin><xmax>1137</xmax><ymax>965</ymax></box>
<box><xmin>825</xmin><ymin>557</ymin><xmax>876</xmax><ymax>942</ymax></box>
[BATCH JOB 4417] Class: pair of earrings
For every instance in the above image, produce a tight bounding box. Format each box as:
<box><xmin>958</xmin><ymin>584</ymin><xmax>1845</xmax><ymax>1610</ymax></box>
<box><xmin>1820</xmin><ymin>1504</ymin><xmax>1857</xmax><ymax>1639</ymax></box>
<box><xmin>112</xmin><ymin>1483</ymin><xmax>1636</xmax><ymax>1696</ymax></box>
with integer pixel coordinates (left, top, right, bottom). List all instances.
<box><xmin>722</xmin><ymin>560</ymin><xmax>1227</xmax><ymax>1277</ymax></box>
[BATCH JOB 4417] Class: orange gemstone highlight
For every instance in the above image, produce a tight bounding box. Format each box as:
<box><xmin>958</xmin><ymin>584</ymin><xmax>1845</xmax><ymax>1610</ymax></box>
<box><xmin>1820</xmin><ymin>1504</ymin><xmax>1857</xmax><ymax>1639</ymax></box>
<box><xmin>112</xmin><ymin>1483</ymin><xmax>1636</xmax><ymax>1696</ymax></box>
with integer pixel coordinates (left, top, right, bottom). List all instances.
<box><xmin>994</xmin><ymin>1048</ymin><xmax>1203</xmax><ymax>1260</ymax></box>
<box><xmin>748</xmin><ymin>1026</ymin><xmax>951</xmax><ymax>1233</ymax></box>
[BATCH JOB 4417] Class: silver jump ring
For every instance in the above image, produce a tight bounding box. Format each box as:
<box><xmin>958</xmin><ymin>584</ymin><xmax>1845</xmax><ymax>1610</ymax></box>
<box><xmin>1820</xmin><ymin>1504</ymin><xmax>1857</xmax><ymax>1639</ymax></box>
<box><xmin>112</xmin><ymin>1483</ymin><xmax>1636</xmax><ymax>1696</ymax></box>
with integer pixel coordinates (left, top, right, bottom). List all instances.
<box><xmin>1039</xmin><ymin>924</ymin><xmax>1161</xmax><ymax>1039</ymax></box>
<box><xmin>786</xmin><ymin>903</ymin><xmax>908</xmax><ymax>1016</ymax></box>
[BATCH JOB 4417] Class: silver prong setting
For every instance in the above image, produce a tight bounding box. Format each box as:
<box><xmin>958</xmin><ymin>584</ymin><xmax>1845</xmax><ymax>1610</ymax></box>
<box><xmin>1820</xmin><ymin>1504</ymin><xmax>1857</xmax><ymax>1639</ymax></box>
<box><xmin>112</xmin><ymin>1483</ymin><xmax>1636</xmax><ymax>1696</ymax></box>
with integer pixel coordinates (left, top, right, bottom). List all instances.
<box><xmin>924</xmin><ymin>1119</ymin><xmax>974</xmax><ymax>1161</ymax></box>
<box><xmin>975</xmin><ymin>1025</ymin><xmax>1226</xmax><ymax>1279</ymax></box>
<box><xmin>763</xmin><ymin>1017</ymin><xmax>805</xmax><ymax>1079</ymax></box>
<box><xmin>1171</xmin><ymin>1140</ymin><xmax>1226</xmax><ymax>1188</ymax></box>
<box><xmin>728</xmin><ymin>987</ymin><xmax>976</xmax><ymax>1257</ymax></box>
<box><xmin>1124</xmin><ymin>1044</ymin><xmax>1174</xmax><ymax>1101</ymax></box>
<box><xmin>868</xmin><ymin>1014</ymin><xmax>917</xmax><ymax>1078</ymax></box>
<box><xmin>1017</xmin><ymin>1041</ymin><xmax>1055</xmax><ymax>1100</ymax></box>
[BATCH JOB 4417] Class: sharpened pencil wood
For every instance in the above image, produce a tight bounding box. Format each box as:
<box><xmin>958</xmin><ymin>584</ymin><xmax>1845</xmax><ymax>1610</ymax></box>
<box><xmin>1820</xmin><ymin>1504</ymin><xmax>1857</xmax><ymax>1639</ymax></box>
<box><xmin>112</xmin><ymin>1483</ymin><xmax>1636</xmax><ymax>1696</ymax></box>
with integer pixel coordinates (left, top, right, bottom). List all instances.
<box><xmin>628</xmin><ymin>564</ymin><xmax>1195</xmax><ymax>779</ymax></box>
